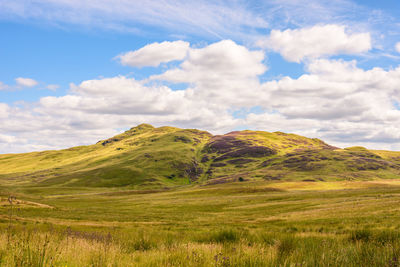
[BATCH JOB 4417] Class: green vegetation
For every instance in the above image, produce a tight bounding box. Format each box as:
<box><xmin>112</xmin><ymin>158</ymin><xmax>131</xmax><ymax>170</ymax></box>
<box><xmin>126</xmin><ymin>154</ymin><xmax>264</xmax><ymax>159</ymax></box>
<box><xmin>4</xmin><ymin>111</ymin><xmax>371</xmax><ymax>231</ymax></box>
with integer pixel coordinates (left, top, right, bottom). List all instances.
<box><xmin>2</xmin><ymin>124</ymin><xmax>400</xmax><ymax>265</ymax></box>
<box><xmin>1</xmin><ymin>123</ymin><xmax>400</xmax><ymax>189</ymax></box>
<box><xmin>2</xmin><ymin>180</ymin><xmax>400</xmax><ymax>266</ymax></box>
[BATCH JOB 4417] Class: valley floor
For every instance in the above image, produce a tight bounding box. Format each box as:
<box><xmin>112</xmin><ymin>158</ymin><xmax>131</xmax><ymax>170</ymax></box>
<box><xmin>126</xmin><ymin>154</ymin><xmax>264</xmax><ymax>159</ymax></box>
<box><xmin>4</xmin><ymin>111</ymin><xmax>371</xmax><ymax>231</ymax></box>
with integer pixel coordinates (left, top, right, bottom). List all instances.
<box><xmin>1</xmin><ymin>179</ymin><xmax>400</xmax><ymax>266</ymax></box>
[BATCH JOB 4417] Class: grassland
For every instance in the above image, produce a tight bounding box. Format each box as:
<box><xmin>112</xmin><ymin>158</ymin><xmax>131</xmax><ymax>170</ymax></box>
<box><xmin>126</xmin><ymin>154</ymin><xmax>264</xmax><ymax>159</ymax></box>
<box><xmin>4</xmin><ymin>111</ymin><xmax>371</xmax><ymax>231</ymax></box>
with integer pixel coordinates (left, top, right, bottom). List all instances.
<box><xmin>2</xmin><ymin>124</ymin><xmax>400</xmax><ymax>266</ymax></box>
<box><xmin>2</xmin><ymin>179</ymin><xmax>400</xmax><ymax>266</ymax></box>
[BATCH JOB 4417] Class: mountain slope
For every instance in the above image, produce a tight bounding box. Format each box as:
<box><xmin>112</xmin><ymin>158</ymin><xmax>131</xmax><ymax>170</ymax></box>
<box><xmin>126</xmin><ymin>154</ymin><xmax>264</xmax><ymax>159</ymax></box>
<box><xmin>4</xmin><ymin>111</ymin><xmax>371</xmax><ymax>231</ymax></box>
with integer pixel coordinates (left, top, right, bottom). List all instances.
<box><xmin>1</xmin><ymin>124</ymin><xmax>400</xmax><ymax>188</ymax></box>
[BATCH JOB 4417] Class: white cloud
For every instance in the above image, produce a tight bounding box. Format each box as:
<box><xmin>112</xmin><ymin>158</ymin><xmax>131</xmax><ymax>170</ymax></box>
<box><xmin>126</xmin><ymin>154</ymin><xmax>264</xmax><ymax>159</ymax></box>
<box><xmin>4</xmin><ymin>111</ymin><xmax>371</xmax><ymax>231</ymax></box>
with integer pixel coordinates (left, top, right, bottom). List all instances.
<box><xmin>257</xmin><ymin>24</ymin><xmax>371</xmax><ymax>62</ymax></box>
<box><xmin>0</xmin><ymin>81</ymin><xmax>8</xmax><ymax>90</ymax></box>
<box><xmin>46</xmin><ymin>84</ymin><xmax>59</xmax><ymax>91</ymax></box>
<box><xmin>151</xmin><ymin>40</ymin><xmax>267</xmax><ymax>106</ymax></box>
<box><xmin>45</xmin><ymin>76</ymin><xmax>191</xmax><ymax>116</ymax></box>
<box><xmin>0</xmin><ymin>40</ymin><xmax>264</xmax><ymax>152</ymax></box>
<box><xmin>116</xmin><ymin>41</ymin><xmax>190</xmax><ymax>67</ymax></box>
<box><xmin>3</xmin><ymin>40</ymin><xmax>400</xmax><ymax>152</ymax></box>
<box><xmin>153</xmin><ymin>40</ymin><xmax>266</xmax><ymax>82</ymax></box>
<box><xmin>396</xmin><ymin>42</ymin><xmax>400</xmax><ymax>53</ymax></box>
<box><xmin>0</xmin><ymin>133</ymin><xmax>17</xmax><ymax>144</ymax></box>
<box><xmin>245</xmin><ymin>58</ymin><xmax>400</xmax><ymax>148</ymax></box>
<box><xmin>15</xmin><ymin>77</ymin><xmax>38</xmax><ymax>87</ymax></box>
<box><xmin>0</xmin><ymin>103</ymin><xmax>9</xmax><ymax>119</ymax></box>
<box><xmin>0</xmin><ymin>0</ymin><xmax>398</xmax><ymax>58</ymax></box>
<box><xmin>0</xmin><ymin>0</ymin><xmax>268</xmax><ymax>40</ymax></box>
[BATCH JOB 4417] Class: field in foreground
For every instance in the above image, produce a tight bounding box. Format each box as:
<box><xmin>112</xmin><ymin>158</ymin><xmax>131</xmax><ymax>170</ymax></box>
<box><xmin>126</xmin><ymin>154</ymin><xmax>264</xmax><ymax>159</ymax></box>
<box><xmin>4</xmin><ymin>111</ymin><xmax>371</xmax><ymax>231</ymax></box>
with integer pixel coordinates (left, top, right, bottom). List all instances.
<box><xmin>2</xmin><ymin>180</ymin><xmax>400</xmax><ymax>266</ymax></box>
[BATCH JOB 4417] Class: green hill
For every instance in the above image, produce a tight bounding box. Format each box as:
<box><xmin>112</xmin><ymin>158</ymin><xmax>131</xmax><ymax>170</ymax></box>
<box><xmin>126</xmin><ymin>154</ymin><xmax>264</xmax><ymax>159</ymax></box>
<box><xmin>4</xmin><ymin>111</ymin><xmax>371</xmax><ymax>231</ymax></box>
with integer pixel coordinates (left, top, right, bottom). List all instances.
<box><xmin>1</xmin><ymin>123</ymin><xmax>400</xmax><ymax>188</ymax></box>
<box><xmin>3</xmin><ymin>124</ymin><xmax>400</xmax><ymax>266</ymax></box>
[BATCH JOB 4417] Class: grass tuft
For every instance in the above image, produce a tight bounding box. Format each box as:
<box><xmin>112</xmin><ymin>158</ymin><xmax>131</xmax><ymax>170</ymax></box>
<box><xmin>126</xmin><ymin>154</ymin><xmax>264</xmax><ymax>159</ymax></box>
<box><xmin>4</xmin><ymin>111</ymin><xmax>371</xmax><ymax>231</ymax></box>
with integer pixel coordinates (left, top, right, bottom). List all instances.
<box><xmin>349</xmin><ymin>229</ymin><xmax>373</xmax><ymax>242</ymax></box>
<box><xmin>276</xmin><ymin>235</ymin><xmax>297</xmax><ymax>258</ymax></box>
<box><xmin>203</xmin><ymin>229</ymin><xmax>241</xmax><ymax>244</ymax></box>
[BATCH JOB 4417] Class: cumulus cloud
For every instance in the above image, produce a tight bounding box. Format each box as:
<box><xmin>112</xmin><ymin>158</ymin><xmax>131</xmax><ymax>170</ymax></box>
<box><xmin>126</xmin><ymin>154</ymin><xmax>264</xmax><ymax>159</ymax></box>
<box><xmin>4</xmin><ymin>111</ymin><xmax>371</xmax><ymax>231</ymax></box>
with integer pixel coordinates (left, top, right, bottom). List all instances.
<box><xmin>151</xmin><ymin>40</ymin><xmax>267</xmax><ymax>106</ymax></box>
<box><xmin>3</xmin><ymin>40</ymin><xmax>400</xmax><ymax>153</ymax></box>
<box><xmin>0</xmin><ymin>103</ymin><xmax>9</xmax><ymax>119</ymax></box>
<box><xmin>44</xmin><ymin>76</ymin><xmax>192</xmax><ymax>116</ymax></box>
<box><xmin>15</xmin><ymin>77</ymin><xmax>38</xmax><ymax>87</ymax></box>
<box><xmin>0</xmin><ymin>133</ymin><xmax>17</xmax><ymax>144</ymax></box>
<box><xmin>116</xmin><ymin>41</ymin><xmax>190</xmax><ymax>67</ymax></box>
<box><xmin>0</xmin><ymin>72</ymin><xmax>239</xmax><ymax>152</ymax></box>
<box><xmin>257</xmin><ymin>24</ymin><xmax>371</xmax><ymax>62</ymax></box>
<box><xmin>245</xmin><ymin>58</ymin><xmax>400</xmax><ymax>148</ymax></box>
<box><xmin>153</xmin><ymin>40</ymin><xmax>266</xmax><ymax>82</ymax></box>
<box><xmin>396</xmin><ymin>42</ymin><xmax>400</xmax><ymax>53</ymax></box>
<box><xmin>0</xmin><ymin>40</ymin><xmax>264</xmax><ymax>152</ymax></box>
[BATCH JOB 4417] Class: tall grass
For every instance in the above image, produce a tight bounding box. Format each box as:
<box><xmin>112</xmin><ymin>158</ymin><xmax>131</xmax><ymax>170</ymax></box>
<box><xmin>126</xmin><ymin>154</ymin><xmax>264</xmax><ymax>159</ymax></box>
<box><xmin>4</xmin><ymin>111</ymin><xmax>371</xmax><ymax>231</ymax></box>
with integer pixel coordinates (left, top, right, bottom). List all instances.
<box><xmin>3</xmin><ymin>180</ymin><xmax>400</xmax><ymax>266</ymax></box>
<box><xmin>2</xmin><ymin>227</ymin><xmax>400</xmax><ymax>266</ymax></box>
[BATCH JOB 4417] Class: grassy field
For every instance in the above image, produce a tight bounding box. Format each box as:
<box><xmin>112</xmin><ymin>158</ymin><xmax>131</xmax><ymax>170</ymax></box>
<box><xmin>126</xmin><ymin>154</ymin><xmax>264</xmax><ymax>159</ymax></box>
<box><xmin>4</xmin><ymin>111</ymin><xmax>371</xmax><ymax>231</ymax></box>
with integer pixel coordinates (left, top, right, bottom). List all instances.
<box><xmin>2</xmin><ymin>179</ymin><xmax>400</xmax><ymax>266</ymax></box>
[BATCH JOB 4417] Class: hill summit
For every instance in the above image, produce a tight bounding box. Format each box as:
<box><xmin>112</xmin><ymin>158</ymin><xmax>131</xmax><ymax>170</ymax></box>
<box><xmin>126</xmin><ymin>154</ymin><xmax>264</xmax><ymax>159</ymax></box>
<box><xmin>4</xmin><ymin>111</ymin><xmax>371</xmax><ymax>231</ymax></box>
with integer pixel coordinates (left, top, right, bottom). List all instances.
<box><xmin>1</xmin><ymin>124</ymin><xmax>400</xmax><ymax>188</ymax></box>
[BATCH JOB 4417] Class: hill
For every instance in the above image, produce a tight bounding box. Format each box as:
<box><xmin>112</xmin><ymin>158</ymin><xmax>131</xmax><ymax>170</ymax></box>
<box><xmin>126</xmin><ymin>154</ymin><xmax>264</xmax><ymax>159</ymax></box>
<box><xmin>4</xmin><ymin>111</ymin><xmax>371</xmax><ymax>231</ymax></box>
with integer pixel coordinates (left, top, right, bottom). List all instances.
<box><xmin>1</xmin><ymin>123</ymin><xmax>400</xmax><ymax>189</ymax></box>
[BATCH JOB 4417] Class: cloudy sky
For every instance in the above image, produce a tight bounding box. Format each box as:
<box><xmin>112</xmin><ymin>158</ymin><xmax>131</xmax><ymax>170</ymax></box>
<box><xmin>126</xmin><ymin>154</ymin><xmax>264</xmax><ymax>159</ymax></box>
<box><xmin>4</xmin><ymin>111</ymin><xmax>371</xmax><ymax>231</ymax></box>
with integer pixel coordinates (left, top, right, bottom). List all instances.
<box><xmin>1</xmin><ymin>0</ymin><xmax>400</xmax><ymax>153</ymax></box>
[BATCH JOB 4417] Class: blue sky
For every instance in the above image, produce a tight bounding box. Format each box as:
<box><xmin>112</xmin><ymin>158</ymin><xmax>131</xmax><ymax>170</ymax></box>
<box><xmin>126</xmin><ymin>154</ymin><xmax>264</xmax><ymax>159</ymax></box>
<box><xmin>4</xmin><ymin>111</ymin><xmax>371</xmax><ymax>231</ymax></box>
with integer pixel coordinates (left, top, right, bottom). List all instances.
<box><xmin>1</xmin><ymin>0</ymin><xmax>400</xmax><ymax>152</ymax></box>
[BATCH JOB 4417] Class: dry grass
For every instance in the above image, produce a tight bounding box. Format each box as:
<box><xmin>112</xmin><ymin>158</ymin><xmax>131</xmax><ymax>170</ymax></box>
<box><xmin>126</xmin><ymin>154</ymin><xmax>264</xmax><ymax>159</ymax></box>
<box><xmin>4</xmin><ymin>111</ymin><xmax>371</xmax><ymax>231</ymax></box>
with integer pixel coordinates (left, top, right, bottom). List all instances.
<box><xmin>1</xmin><ymin>180</ymin><xmax>400</xmax><ymax>266</ymax></box>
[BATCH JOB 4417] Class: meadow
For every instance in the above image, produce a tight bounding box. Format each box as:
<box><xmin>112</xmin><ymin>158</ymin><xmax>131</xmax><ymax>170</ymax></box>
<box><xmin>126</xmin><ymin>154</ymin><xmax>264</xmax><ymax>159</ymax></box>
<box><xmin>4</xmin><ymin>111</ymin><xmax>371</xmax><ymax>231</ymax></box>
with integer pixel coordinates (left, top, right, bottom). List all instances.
<box><xmin>2</xmin><ymin>179</ymin><xmax>400</xmax><ymax>266</ymax></box>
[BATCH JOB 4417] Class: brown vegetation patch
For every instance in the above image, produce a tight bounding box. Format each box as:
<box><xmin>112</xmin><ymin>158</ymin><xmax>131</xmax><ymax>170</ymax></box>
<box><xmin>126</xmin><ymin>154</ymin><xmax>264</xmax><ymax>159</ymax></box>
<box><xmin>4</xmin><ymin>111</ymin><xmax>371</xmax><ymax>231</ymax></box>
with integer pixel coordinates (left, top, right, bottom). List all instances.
<box><xmin>263</xmin><ymin>174</ymin><xmax>283</xmax><ymax>181</ymax></box>
<box><xmin>226</xmin><ymin>158</ymin><xmax>255</xmax><ymax>165</ymax></box>
<box><xmin>264</xmin><ymin>149</ymin><xmax>400</xmax><ymax>172</ymax></box>
<box><xmin>348</xmin><ymin>151</ymin><xmax>382</xmax><ymax>159</ymax></box>
<box><xmin>100</xmin><ymin>138</ymin><xmax>121</xmax><ymax>146</ymax></box>
<box><xmin>260</xmin><ymin>158</ymin><xmax>276</xmax><ymax>167</ymax></box>
<box><xmin>210</xmin><ymin>162</ymin><xmax>227</xmax><ymax>167</ymax></box>
<box><xmin>286</xmin><ymin>138</ymin><xmax>309</xmax><ymax>145</ymax></box>
<box><xmin>203</xmin><ymin>135</ymin><xmax>249</xmax><ymax>154</ymax></box>
<box><xmin>201</xmin><ymin>155</ymin><xmax>209</xmax><ymax>163</ymax></box>
<box><xmin>280</xmin><ymin>152</ymin><xmax>326</xmax><ymax>171</ymax></box>
<box><xmin>65</xmin><ymin>228</ymin><xmax>113</xmax><ymax>243</ymax></box>
<box><xmin>173</xmin><ymin>160</ymin><xmax>203</xmax><ymax>181</ymax></box>
<box><xmin>174</xmin><ymin>136</ymin><xmax>192</xmax><ymax>143</ymax></box>
<box><xmin>349</xmin><ymin>158</ymin><xmax>391</xmax><ymax>171</ymax></box>
<box><xmin>203</xmin><ymin>177</ymin><xmax>235</xmax><ymax>185</ymax></box>
<box><xmin>214</xmin><ymin>146</ymin><xmax>276</xmax><ymax>162</ymax></box>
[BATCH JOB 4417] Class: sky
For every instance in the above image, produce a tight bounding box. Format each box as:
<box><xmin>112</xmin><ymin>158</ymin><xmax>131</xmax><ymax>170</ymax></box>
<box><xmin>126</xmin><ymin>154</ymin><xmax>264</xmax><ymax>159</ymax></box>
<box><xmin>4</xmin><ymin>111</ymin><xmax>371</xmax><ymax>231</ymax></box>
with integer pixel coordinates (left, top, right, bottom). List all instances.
<box><xmin>1</xmin><ymin>0</ymin><xmax>400</xmax><ymax>153</ymax></box>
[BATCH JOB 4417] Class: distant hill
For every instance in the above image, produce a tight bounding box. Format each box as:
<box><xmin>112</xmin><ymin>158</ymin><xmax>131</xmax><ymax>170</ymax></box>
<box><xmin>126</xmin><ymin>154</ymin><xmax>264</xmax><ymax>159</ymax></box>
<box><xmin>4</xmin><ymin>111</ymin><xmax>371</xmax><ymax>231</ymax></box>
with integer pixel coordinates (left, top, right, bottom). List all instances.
<box><xmin>1</xmin><ymin>124</ymin><xmax>400</xmax><ymax>188</ymax></box>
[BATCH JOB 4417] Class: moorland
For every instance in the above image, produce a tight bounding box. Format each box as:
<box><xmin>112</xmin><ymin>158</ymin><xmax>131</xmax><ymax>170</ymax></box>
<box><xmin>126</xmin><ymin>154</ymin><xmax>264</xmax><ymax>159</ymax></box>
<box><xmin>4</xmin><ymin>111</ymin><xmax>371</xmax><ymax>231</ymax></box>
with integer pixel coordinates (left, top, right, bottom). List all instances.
<box><xmin>1</xmin><ymin>124</ymin><xmax>400</xmax><ymax>266</ymax></box>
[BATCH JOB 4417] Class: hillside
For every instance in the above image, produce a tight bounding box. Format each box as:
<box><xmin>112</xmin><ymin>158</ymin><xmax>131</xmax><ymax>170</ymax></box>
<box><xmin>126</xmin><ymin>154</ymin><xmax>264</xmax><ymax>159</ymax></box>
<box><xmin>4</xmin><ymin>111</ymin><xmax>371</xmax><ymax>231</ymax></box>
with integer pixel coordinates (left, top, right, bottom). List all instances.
<box><xmin>1</xmin><ymin>123</ymin><xmax>400</xmax><ymax>188</ymax></box>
